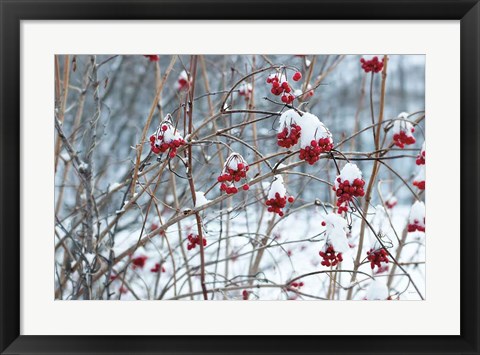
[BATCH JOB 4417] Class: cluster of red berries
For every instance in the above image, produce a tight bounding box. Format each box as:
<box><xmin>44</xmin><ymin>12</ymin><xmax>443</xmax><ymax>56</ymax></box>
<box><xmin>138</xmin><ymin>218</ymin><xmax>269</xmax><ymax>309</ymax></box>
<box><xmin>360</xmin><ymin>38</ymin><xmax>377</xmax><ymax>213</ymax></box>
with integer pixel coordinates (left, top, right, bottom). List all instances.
<box><xmin>289</xmin><ymin>281</ymin><xmax>304</xmax><ymax>288</ymax></box>
<box><xmin>333</xmin><ymin>177</ymin><xmax>366</xmax><ymax>214</ymax></box>
<box><xmin>218</xmin><ymin>158</ymin><xmax>250</xmax><ymax>194</ymax></box>
<box><xmin>110</xmin><ymin>273</ymin><xmax>129</xmax><ymax>295</ymax></box>
<box><xmin>408</xmin><ymin>219</ymin><xmax>425</xmax><ymax>233</ymax></box>
<box><xmin>177</xmin><ymin>71</ymin><xmax>191</xmax><ymax>91</ymax></box>
<box><xmin>144</xmin><ymin>55</ymin><xmax>159</xmax><ymax>62</ymax></box>
<box><xmin>303</xmin><ymin>85</ymin><xmax>315</xmax><ymax>98</ymax></box>
<box><xmin>413</xmin><ymin>179</ymin><xmax>425</xmax><ymax>190</ymax></box>
<box><xmin>385</xmin><ymin>197</ymin><xmax>397</xmax><ymax>209</ymax></box>
<box><xmin>299</xmin><ymin>138</ymin><xmax>334</xmax><ymax>165</ymax></box>
<box><xmin>360</xmin><ymin>56</ymin><xmax>384</xmax><ymax>73</ymax></box>
<box><xmin>238</xmin><ymin>83</ymin><xmax>253</xmax><ymax>100</ymax></box>
<box><xmin>131</xmin><ymin>255</ymin><xmax>148</xmax><ymax>269</ymax></box>
<box><xmin>277</xmin><ymin>123</ymin><xmax>302</xmax><ymax>148</ymax></box>
<box><xmin>266</xmin><ymin>74</ymin><xmax>295</xmax><ymax>104</ymax></box>
<box><xmin>416</xmin><ymin>150</ymin><xmax>425</xmax><ymax>165</ymax></box>
<box><xmin>266</xmin><ymin>193</ymin><xmax>294</xmax><ymax>217</ymax></box>
<box><xmin>186</xmin><ymin>233</ymin><xmax>207</xmax><ymax>250</ymax></box>
<box><xmin>366</xmin><ymin>248</ymin><xmax>389</xmax><ymax>270</ymax></box>
<box><xmin>220</xmin><ymin>185</ymin><xmax>242</xmax><ymax>194</ymax></box>
<box><xmin>242</xmin><ymin>289</ymin><xmax>249</xmax><ymax>300</ymax></box>
<box><xmin>150</xmin><ymin>263</ymin><xmax>166</xmax><ymax>273</ymax></box>
<box><xmin>110</xmin><ymin>273</ymin><xmax>129</xmax><ymax>294</ymax></box>
<box><xmin>149</xmin><ymin>124</ymin><xmax>185</xmax><ymax>158</ymax></box>
<box><xmin>319</xmin><ymin>245</ymin><xmax>343</xmax><ymax>267</ymax></box>
<box><xmin>295</xmin><ymin>84</ymin><xmax>315</xmax><ymax>102</ymax></box>
<box><xmin>393</xmin><ymin>128</ymin><xmax>416</xmax><ymax>148</ymax></box>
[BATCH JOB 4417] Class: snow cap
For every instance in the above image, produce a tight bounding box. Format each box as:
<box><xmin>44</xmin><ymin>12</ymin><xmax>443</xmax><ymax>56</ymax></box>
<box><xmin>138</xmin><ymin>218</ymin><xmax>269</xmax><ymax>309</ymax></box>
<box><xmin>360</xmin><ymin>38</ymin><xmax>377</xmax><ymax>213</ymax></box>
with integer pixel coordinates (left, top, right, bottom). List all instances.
<box><xmin>277</xmin><ymin>109</ymin><xmax>301</xmax><ymax>133</ymax></box>
<box><xmin>268</xmin><ymin>175</ymin><xmax>286</xmax><ymax>199</ymax></box>
<box><xmin>194</xmin><ymin>191</ymin><xmax>210</xmax><ymax>208</ymax></box>
<box><xmin>409</xmin><ymin>201</ymin><xmax>425</xmax><ymax>228</ymax></box>
<box><xmin>335</xmin><ymin>162</ymin><xmax>363</xmax><ymax>188</ymax></box>
<box><xmin>296</xmin><ymin>112</ymin><xmax>332</xmax><ymax>148</ymax></box>
<box><xmin>324</xmin><ymin>213</ymin><xmax>350</xmax><ymax>253</ymax></box>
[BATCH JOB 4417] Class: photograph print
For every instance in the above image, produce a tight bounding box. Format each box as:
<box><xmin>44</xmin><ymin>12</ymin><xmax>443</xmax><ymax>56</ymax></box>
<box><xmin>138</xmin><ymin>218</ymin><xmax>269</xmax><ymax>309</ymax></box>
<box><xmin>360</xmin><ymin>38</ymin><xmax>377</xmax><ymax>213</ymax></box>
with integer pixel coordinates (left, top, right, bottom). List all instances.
<box><xmin>54</xmin><ymin>54</ymin><xmax>425</xmax><ymax>301</ymax></box>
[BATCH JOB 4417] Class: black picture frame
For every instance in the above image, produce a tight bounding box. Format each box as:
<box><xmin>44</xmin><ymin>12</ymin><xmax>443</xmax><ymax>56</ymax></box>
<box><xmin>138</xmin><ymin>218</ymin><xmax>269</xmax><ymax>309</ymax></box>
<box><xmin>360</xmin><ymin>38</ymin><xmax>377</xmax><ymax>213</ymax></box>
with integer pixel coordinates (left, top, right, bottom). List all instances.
<box><xmin>1</xmin><ymin>1</ymin><xmax>478</xmax><ymax>354</ymax></box>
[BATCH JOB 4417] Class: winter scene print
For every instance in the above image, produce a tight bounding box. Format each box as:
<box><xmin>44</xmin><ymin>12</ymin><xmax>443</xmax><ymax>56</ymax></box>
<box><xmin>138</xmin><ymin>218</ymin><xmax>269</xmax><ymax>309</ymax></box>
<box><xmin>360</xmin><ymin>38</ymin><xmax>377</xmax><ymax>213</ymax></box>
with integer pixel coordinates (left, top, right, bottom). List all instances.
<box><xmin>54</xmin><ymin>55</ymin><xmax>425</xmax><ymax>300</ymax></box>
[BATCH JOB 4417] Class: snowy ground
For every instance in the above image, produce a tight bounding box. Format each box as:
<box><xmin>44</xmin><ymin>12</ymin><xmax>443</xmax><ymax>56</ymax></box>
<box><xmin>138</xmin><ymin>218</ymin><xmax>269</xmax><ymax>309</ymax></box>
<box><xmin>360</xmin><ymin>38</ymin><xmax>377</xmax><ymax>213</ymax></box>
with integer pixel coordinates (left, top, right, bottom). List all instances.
<box><xmin>68</xmin><ymin>201</ymin><xmax>425</xmax><ymax>301</ymax></box>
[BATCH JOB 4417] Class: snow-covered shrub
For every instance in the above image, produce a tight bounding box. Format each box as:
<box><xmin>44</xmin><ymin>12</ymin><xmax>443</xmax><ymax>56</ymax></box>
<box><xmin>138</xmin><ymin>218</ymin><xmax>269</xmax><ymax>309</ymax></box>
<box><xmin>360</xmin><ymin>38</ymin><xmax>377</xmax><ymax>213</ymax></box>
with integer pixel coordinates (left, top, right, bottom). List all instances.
<box><xmin>176</xmin><ymin>70</ymin><xmax>191</xmax><ymax>91</ymax></box>
<box><xmin>408</xmin><ymin>201</ymin><xmax>426</xmax><ymax>232</ymax></box>
<box><xmin>149</xmin><ymin>116</ymin><xmax>185</xmax><ymax>158</ymax></box>
<box><xmin>332</xmin><ymin>163</ymin><xmax>366</xmax><ymax>214</ymax></box>
<box><xmin>413</xmin><ymin>163</ymin><xmax>425</xmax><ymax>190</ymax></box>
<box><xmin>265</xmin><ymin>175</ymin><xmax>294</xmax><ymax>217</ymax></box>
<box><xmin>218</xmin><ymin>153</ymin><xmax>250</xmax><ymax>194</ymax></box>
<box><xmin>238</xmin><ymin>82</ymin><xmax>253</xmax><ymax>100</ymax></box>
<box><xmin>54</xmin><ymin>54</ymin><xmax>425</xmax><ymax>301</ymax></box>
<box><xmin>276</xmin><ymin>110</ymin><xmax>302</xmax><ymax>149</ymax></box>
<box><xmin>416</xmin><ymin>142</ymin><xmax>426</xmax><ymax>165</ymax></box>
<box><xmin>297</xmin><ymin>112</ymin><xmax>334</xmax><ymax>165</ymax></box>
<box><xmin>393</xmin><ymin>112</ymin><xmax>416</xmax><ymax>148</ymax></box>
<box><xmin>318</xmin><ymin>213</ymin><xmax>350</xmax><ymax>267</ymax></box>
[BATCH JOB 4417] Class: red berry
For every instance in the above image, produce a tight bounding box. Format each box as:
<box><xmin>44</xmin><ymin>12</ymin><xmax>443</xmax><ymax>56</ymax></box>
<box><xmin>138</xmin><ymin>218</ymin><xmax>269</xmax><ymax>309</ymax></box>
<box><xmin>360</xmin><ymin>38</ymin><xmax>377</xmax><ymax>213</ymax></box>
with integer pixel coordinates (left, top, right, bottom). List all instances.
<box><xmin>144</xmin><ymin>55</ymin><xmax>159</xmax><ymax>62</ymax></box>
<box><xmin>292</xmin><ymin>71</ymin><xmax>302</xmax><ymax>81</ymax></box>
